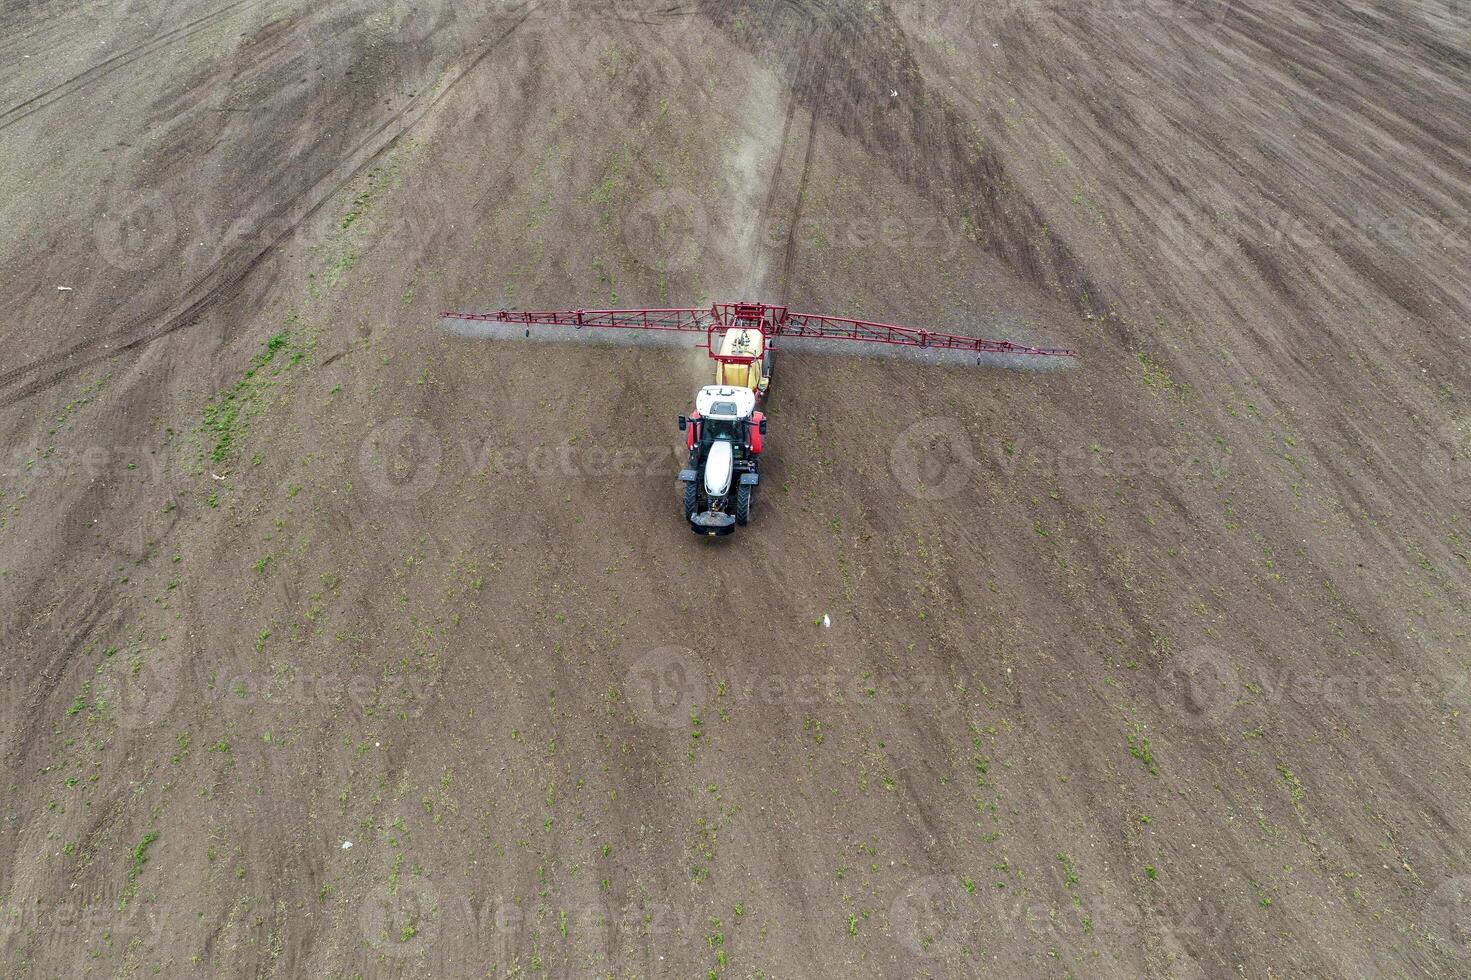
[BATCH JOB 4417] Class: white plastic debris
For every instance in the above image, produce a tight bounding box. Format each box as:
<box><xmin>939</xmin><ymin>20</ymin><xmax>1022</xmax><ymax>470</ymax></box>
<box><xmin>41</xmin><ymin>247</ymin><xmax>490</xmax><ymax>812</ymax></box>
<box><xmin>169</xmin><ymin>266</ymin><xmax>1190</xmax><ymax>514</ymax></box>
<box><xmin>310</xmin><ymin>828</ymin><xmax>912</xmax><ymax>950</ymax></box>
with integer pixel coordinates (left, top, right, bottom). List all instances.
<box><xmin>822</xmin><ymin>614</ymin><xmax>831</xmax><ymax>628</ymax></box>
<box><xmin>57</xmin><ymin>286</ymin><xmax>72</xmax><ymax>291</ymax></box>
<box><xmin>341</xmin><ymin>841</ymin><xmax>352</xmax><ymax>849</ymax></box>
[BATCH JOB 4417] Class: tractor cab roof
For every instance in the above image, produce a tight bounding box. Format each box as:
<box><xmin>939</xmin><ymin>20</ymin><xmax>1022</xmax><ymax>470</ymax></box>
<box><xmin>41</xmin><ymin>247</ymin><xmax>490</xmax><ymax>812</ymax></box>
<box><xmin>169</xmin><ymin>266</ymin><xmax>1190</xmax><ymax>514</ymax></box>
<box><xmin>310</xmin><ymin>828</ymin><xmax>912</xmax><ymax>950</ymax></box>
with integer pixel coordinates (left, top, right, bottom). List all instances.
<box><xmin>695</xmin><ymin>385</ymin><xmax>756</xmax><ymax>420</ymax></box>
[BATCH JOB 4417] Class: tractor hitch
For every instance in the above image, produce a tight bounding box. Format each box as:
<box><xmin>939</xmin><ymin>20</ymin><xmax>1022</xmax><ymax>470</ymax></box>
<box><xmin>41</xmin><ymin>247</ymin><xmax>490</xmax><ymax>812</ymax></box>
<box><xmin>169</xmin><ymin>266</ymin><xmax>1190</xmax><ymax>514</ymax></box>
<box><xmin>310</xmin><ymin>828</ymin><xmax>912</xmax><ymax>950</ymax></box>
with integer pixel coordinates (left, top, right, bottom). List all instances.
<box><xmin>689</xmin><ymin>510</ymin><xmax>737</xmax><ymax>536</ymax></box>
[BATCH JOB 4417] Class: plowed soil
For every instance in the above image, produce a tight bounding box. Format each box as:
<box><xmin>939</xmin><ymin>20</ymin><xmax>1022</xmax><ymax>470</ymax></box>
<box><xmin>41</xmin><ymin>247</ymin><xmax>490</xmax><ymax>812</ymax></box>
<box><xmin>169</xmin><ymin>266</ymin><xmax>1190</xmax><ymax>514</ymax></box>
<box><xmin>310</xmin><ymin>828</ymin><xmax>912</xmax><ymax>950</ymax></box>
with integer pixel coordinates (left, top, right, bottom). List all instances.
<box><xmin>2</xmin><ymin>0</ymin><xmax>1470</xmax><ymax>977</ymax></box>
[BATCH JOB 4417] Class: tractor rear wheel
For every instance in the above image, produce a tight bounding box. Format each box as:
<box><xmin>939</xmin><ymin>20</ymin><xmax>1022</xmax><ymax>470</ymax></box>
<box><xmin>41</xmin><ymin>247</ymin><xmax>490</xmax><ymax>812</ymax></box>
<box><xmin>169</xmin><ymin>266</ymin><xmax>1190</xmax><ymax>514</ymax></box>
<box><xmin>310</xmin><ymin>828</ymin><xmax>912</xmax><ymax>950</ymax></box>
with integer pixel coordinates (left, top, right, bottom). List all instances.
<box><xmin>735</xmin><ymin>484</ymin><xmax>752</xmax><ymax>525</ymax></box>
<box><xmin>682</xmin><ymin>481</ymin><xmax>698</xmax><ymax>519</ymax></box>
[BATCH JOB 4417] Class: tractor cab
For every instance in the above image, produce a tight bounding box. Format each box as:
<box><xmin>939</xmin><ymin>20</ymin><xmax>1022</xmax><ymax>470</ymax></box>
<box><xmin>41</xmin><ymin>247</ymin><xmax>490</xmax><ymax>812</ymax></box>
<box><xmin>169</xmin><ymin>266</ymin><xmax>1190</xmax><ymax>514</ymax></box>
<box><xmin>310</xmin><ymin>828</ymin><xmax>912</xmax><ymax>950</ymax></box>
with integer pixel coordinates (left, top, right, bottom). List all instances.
<box><xmin>695</xmin><ymin>384</ymin><xmax>755</xmax><ymax>429</ymax></box>
<box><xmin>678</xmin><ymin>386</ymin><xmax>766</xmax><ymax>536</ymax></box>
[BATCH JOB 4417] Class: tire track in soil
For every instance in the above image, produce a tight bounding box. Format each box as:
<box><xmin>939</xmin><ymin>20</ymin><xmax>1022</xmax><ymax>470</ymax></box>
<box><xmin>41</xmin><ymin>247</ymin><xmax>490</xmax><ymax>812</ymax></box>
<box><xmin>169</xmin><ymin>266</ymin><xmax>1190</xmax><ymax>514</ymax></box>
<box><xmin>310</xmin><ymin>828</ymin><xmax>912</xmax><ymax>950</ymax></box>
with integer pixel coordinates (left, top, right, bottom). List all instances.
<box><xmin>0</xmin><ymin>12</ymin><xmax>532</xmax><ymax>409</ymax></box>
<box><xmin>777</xmin><ymin>111</ymin><xmax>818</xmax><ymax>300</ymax></box>
<box><xmin>744</xmin><ymin>78</ymin><xmax>803</xmax><ymax>295</ymax></box>
<box><xmin>745</xmin><ymin>30</ymin><xmax>823</xmax><ymax>303</ymax></box>
<box><xmin>0</xmin><ymin>0</ymin><xmax>268</xmax><ymax>133</ymax></box>
<box><xmin>711</xmin><ymin>0</ymin><xmax>1116</xmax><ymax>322</ymax></box>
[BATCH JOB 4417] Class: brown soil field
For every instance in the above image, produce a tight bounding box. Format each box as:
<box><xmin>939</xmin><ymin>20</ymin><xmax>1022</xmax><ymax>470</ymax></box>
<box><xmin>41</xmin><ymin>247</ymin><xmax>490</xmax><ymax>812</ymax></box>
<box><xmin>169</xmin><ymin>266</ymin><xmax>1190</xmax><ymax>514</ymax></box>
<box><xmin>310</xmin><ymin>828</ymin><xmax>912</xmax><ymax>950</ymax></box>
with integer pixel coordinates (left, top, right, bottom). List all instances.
<box><xmin>2</xmin><ymin>0</ymin><xmax>1470</xmax><ymax>976</ymax></box>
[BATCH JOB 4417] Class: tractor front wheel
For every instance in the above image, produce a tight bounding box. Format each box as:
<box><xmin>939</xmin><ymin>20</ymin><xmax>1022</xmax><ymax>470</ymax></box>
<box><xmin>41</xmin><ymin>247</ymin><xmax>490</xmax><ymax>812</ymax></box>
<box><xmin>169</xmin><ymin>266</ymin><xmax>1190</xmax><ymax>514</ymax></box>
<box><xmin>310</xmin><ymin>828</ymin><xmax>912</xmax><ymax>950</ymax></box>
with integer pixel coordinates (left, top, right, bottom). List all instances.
<box><xmin>683</xmin><ymin>481</ymin><xmax>698</xmax><ymax>519</ymax></box>
<box><xmin>735</xmin><ymin>484</ymin><xmax>752</xmax><ymax>525</ymax></box>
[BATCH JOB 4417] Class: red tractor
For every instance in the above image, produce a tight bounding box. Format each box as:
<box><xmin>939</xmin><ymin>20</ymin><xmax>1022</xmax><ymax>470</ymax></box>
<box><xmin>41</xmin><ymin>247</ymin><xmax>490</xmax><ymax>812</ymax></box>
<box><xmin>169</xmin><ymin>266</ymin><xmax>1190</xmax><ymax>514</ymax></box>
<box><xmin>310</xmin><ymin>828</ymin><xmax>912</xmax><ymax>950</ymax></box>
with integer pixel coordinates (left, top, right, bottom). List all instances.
<box><xmin>679</xmin><ymin>385</ymin><xmax>767</xmax><ymax>535</ymax></box>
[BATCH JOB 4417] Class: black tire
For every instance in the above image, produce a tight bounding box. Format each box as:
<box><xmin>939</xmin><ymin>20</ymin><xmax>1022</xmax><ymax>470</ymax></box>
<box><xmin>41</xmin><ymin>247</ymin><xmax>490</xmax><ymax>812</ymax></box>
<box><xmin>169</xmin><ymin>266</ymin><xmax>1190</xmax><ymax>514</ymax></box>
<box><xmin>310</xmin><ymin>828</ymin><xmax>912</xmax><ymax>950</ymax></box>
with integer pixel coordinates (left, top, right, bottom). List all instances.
<box><xmin>683</xmin><ymin>480</ymin><xmax>698</xmax><ymax>519</ymax></box>
<box><xmin>735</xmin><ymin>483</ymin><xmax>752</xmax><ymax>525</ymax></box>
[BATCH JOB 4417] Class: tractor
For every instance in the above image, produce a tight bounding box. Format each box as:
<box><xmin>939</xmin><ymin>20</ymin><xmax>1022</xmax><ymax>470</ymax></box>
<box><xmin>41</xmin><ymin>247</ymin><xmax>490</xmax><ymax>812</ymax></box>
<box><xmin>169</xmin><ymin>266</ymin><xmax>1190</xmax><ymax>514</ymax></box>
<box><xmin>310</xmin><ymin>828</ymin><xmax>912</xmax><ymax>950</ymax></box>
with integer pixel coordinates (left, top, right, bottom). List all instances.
<box><xmin>440</xmin><ymin>301</ymin><xmax>1075</xmax><ymax>538</ymax></box>
<box><xmin>678</xmin><ymin>384</ymin><xmax>767</xmax><ymax>536</ymax></box>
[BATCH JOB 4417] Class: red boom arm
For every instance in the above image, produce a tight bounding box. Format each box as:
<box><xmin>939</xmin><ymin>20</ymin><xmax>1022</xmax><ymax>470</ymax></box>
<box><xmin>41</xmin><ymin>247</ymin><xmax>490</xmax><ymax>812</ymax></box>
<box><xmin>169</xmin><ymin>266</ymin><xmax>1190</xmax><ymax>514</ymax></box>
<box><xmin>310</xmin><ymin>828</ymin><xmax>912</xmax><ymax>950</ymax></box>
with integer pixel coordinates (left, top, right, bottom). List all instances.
<box><xmin>776</xmin><ymin>311</ymin><xmax>1074</xmax><ymax>358</ymax></box>
<box><xmin>440</xmin><ymin>303</ymin><xmax>1075</xmax><ymax>359</ymax></box>
<box><xmin>441</xmin><ymin>306</ymin><xmax>716</xmax><ymax>333</ymax></box>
